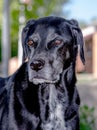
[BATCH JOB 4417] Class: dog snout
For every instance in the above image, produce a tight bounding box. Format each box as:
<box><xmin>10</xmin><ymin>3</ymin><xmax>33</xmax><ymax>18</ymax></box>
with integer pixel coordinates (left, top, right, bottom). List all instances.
<box><xmin>30</xmin><ymin>59</ymin><xmax>45</xmax><ymax>71</ymax></box>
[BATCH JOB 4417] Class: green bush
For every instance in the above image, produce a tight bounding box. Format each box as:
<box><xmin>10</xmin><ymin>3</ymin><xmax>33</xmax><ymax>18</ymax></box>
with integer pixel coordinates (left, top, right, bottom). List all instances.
<box><xmin>80</xmin><ymin>105</ymin><xmax>95</xmax><ymax>130</ymax></box>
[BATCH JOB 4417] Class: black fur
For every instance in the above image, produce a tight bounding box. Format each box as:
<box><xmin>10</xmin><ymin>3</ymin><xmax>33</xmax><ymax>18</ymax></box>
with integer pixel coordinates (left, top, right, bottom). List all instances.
<box><xmin>0</xmin><ymin>16</ymin><xmax>85</xmax><ymax>130</ymax></box>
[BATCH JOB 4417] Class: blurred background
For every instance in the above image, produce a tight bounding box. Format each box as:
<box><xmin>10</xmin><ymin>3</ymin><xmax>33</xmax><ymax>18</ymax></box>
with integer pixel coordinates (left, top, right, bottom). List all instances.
<box><xmin>0</xmin><ymin>0</ymin><xmax>97</xmax><ymax>129</ymax></box>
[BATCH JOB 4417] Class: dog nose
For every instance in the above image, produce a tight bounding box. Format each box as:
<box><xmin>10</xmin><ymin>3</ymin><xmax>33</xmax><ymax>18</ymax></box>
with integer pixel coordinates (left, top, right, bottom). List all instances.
<box><xmin>30</xmin><ymin>59</ymin><xmax>45</xmax><ymax>71</ymax></box>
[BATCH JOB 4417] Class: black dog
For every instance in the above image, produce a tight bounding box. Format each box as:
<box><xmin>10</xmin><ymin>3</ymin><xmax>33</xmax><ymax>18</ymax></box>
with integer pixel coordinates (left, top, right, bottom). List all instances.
<box><xmin>0</xmin><ymin>16</ymin><xmax>85</xmax><ymax>130</ymax></box>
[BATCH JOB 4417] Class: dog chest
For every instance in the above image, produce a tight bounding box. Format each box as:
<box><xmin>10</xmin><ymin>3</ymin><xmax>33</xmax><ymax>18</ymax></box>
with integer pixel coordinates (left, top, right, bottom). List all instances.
<box><xmin>39</xmin><ymin>84</ymin><xmax>67</xmax><ymax>130</ymax></box>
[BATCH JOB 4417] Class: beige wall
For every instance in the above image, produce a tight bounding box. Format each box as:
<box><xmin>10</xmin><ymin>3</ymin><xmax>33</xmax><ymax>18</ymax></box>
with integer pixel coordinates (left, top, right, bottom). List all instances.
<box><xmin>93</xmin><ymin>32</ymin><xmax>97</xmax><ymax>78</ymax></box>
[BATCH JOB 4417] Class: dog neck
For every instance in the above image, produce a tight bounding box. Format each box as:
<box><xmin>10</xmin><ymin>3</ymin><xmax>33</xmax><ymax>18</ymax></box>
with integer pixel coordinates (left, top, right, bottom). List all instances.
<box><xmin>38</xmin><ymin>63</ymin><xmax>75</xmax><ymax>130</ymax></box>
<box><xmin>38</xmin><ymin>83</ymin><xmax>67</xmax><ymax>130</ymax></box>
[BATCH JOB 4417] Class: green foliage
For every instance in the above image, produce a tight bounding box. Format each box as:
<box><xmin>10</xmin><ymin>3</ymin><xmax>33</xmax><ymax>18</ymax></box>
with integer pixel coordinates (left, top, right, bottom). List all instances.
<box><xmin>80</xmin><ymin>105</ymin><xmax>95</xmax><ymax>130</ymax></box>
<box><xmin>10</xmin><ymin>1</ymin><xmax>19</xmax><ymax>57</ymax></box>
<box><xmin>25</xmin><ymin>0</ymin><xmax>69</xmax><ymax>19</ymax></box>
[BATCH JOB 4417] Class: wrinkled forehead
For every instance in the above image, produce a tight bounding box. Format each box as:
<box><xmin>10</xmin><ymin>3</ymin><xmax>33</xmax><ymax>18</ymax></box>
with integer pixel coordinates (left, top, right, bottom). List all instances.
<box><xmin>28</xmin><ymin>22</ymin><xmax>72</xmax><ymax>41</ymax></box>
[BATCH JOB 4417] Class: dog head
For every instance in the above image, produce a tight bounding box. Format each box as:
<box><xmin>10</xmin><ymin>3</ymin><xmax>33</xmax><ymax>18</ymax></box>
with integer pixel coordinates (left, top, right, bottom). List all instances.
<box><xmin>22</xmin><ymin>16</ymin><xmax>85</xmax><ymax>84</ymax></box>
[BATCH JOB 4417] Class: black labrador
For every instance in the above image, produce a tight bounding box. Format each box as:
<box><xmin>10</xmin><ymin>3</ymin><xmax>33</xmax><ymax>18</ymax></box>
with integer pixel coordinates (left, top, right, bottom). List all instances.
<box><xmin>0</xmin><ymin>16</ymin><xmax>85</xmax><ymax>130</ymax></box>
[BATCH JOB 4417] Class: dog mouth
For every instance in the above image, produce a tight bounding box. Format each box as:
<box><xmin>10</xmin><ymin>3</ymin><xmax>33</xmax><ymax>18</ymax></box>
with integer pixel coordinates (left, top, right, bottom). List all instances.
<box><xmin>31</xmin><ymin>77</ymin><xmax>58</xmax><ymax>85</ymax></box>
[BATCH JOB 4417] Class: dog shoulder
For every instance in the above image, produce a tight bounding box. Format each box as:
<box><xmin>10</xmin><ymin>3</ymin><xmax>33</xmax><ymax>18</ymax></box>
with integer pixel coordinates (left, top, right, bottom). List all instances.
<box><xmin>0</xmin><ymin>63</ymin><xmax>27</xmax><ymax>119</ymax></box>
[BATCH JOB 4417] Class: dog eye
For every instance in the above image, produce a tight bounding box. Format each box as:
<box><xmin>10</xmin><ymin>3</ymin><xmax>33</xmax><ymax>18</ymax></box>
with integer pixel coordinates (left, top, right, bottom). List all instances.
<box><xmin>48</xmin><ymin>39</ymin><xmax>63</xmax><ymax>49</ymax></box>
<box><xmin>27</xmin><ymin>40</ymin><xmax>38</xmax><ymax>48</ymax></box>
<box><xmin>53</xmin><ymin>40</ymin><xmax>62</xmax><ymax>46</ymax></box>
<box><xmin>27</xmin><ymin>40</ymin><xmax>34</xmax><ymax>46</ymax></box>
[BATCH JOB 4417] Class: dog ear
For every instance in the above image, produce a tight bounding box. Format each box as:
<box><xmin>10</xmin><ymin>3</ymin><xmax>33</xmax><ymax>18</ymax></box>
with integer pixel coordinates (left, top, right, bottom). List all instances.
<box><xmin>68</xmin><ymin>20</ymin><xmax>85</xmax><ymax>65</ymax></box>
<box><xmin>22</xmin><ymin>19</ymin><xmax>36</xmax><ymax>62</ymax></box>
